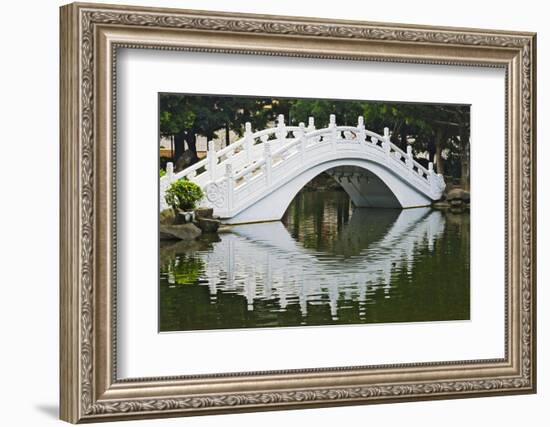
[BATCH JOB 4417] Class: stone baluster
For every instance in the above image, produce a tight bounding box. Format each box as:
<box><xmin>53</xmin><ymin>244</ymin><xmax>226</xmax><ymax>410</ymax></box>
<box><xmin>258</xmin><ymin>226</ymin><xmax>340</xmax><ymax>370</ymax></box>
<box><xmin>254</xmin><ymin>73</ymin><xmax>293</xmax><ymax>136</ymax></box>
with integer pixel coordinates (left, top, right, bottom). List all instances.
<box><xmin>225</xmin><ymin>163</ymin><xmax>234</xmax><ymax>212</ymax></box>
<box><xmin>161</xmin><ymin>162</ymin><xmax>175</xmax><ymax>209</ymax></box>
<box><xmin>329</xmin><ymin>114</ymin><xmax>337</xmax><ymax>151</ymax></box>
<box><xmin>244</xmin><ymin>122</ymin><xmax>252</xmax><ymax>163</ymax></box>
<box><xmin>382</xmin><ymin>127</ymin><xmax>391</xmax><ymax>155</ymax></box>
<box><xmin>206</xmin><ymin>141</ymin><xmax>216</xmax><ymax>180</ymax></box>
<box><xmin>166</xmin><ymin>161</ymin><xmax>174</xmax><ymax>181</ymax></box>
<box><xmin>308</xmin><ymin>116</ymin><xmax>319</xmax><ymax>143</ymax></box>
<box><xmin>264</xmin><ymin>140</ymin><xmax>272</xmax><ymax>187</ymax></box>
<box><xmin>406</xmin><ymin>145</ymin><xmax>414</xmax><ymax>169</ymax></box>
<box><xmin>357</xmin><ymin>116</ymin><xmax>366</xmax><ymax>143</ymax></box>
<box><xmin>427</xmin><ymin>161</ymin><xmax>439</xmax><ymax>192</ymax></box>
<box><xmin>276</xmin><ymin>114</ymin><xmax>286</xmax><ymax>141</ymax></box>
<box><xmin>307</xmin><ymin>116</ymin><xmax>315</xmax><ymax>132</ymax></box>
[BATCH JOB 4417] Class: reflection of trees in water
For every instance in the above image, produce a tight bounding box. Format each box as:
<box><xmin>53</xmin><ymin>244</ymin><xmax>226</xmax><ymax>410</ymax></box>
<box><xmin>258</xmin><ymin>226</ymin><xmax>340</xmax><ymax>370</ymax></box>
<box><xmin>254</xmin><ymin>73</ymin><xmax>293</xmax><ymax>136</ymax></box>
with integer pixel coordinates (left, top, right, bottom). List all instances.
<box><xmin>283</xmin><ymin>191</ymin><xmax>405</xmax><ymax>257</ymax></box>
<box><xmin>160</xmin><ymin>234</ymin><xmax>220</xmax><ymax>285</ymax></box>
<box><xmin>163</xmin><ymin>254</ymin><xmax>204</xmax><ymax>286</ymax></box>
<box><xmin>282</xmin><ymin>190</ymin><xmax>352</xmax><ymax>253</ymax></box>
<box><xmin>446</xmin><ymin>211</ymin><xmax>470</xmax><ymax>272</ymax></box>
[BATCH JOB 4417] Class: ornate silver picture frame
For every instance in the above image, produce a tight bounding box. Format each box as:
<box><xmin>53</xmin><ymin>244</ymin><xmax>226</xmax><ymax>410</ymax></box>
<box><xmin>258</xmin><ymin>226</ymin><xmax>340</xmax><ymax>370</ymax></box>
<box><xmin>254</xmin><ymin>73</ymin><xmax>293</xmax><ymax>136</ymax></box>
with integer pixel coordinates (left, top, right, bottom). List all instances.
<box><xmin>60</xmin><ymin>2</ymin><xmax>536</xmax><ymax>423</ymax></box>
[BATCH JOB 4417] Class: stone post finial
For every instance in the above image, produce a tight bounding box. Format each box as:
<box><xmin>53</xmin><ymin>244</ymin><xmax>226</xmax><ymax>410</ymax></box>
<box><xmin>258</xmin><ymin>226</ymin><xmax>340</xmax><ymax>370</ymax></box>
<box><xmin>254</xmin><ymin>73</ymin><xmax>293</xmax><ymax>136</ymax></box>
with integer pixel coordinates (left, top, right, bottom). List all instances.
<box><xmin>307</xmin><ymin>117</ymin><xmax>316</xmax><ymax>136</ymax></box>
<box><xmin>244</xmin><ymin>122</ymin><xmax>253</xmax><ymax>162</ymax></box>
<box><xmin>405</xmin><ymin>145</ymin><xmax>414</xmax><ymax>169</ymax></box>
<box><xmin>382</xmin><ymin>128</ymin><xmax>391</xmax><ymax>154</ymax></box>
<box><xmin>276</xmin><ymin>114</ymin><xmax>287</xmax><ymax>140</ymax></box>
<box><xmin>329</xmin><ymin>114</ymin><xmax>336</xmax><ymax>127</ymax></box>
<box><xmin>357</xmin><ymin>116</ymin><xmax>364</xmax><ymax>128</ymax></box>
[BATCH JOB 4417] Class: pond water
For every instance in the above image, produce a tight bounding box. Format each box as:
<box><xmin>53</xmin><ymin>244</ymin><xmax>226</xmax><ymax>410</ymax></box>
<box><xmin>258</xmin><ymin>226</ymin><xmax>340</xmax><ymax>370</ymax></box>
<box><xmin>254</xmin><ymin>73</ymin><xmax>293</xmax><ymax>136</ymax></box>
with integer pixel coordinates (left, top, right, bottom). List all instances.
<box><xmin>159</xmin><ymin>190</ymin><xmax>470</xmax><ymax>332</ymax></box>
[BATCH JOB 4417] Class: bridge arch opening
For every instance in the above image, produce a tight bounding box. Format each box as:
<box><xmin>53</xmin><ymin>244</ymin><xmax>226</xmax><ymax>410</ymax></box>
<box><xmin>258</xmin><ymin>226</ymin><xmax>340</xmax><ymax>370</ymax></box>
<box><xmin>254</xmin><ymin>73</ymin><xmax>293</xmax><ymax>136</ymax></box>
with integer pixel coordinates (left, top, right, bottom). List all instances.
<box><xmin>281</xmin><ymin>165</ymin><xmax>401</xmax><ymax>228</ymax></box>
<box><xmin>279</xmin><ymin>164</ymin><xmax>403</xmax><ymax>224</ymax></box>
<box><xmin>281</xmin><ymin>174</ymin><xmax>404</xmax><ymax>257</ymax></box>
<box><xmin>323</xmin><ymin>166</ymin><xmax>401</xmax><ymax>209</ymax></box>
<box><xmin>225</xmin><ymin>158</ymin><xmax>433</xmax><ymax>224</ymax></box>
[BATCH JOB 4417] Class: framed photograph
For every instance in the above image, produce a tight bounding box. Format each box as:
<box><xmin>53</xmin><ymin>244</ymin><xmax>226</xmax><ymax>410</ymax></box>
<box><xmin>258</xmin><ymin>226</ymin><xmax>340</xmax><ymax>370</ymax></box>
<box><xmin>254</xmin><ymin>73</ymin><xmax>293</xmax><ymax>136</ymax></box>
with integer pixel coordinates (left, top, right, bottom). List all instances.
<box><xmin>60</xmin><ymin>2</ymin><xmax>537</xmax><ymax>423</ymax></box>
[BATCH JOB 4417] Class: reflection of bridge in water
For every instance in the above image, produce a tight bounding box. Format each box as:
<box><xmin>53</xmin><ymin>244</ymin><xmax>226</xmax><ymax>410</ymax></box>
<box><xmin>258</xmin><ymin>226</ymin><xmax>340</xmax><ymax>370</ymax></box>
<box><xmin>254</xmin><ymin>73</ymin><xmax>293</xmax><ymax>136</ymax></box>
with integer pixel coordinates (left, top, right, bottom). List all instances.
<box><xmin>166</xmin><ymin>207</ymin><xmax>445</xmax><ymax>321</ymax></box>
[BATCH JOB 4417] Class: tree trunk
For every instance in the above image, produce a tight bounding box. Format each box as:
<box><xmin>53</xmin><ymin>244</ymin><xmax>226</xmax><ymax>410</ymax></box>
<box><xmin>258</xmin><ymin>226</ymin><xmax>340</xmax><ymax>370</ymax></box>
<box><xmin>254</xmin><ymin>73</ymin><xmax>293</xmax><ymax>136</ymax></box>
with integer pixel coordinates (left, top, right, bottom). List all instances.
<box><xmin>170</xmin><ymin>135</ymin><xmax>175</xmax><ymax>163</ymax></box>
<box><xmin>225</xmin><ymin>122</ymin><xmax>230</xmax><ymax>148</ymax></box>
<box><xmin>173</xmin><ymin>130</ymin><xmax>198</xmax><ymax>172</ymax></box>
<box><xmin>427</xmin><ymin>138</ymin><xmax>436</xmax><ymax>165</ymax></box>
<box><xmin>459</xmin><ymin>129</ymin><xmax>470</xmax><ymax>190</ymax></box>
<box><xmin>184</xmin><ymin>132</ymin><xmax>198</xmax><ymax>162</ymax></box>
<box><xmin>400</xmin><ymin>128</ymin><xmax>408</xmax><ymax>151</ymax></box>
<box><xmin>173</xmin><ymin>130</ymin><xmax>186</xmax><ymax>167</ymax></box>
<box><xmin>434</xmin><ymin>127</ymin><xmax>445</xmax><ymax>175</ymax></box>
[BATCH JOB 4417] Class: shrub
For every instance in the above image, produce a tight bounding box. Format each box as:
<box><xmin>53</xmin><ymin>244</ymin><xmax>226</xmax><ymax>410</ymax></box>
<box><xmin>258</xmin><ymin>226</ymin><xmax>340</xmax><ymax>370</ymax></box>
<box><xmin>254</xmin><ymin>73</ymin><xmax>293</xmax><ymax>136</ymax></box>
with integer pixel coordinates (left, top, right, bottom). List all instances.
<box><xmin>165</xmin><ymin>179</ymin><xmax>204</xmax><ymax>212</ymax></box>
<box><xmin>159</xmin><ymin>168</ymin><xmax>166</xmax><ymax>178</ymax></box>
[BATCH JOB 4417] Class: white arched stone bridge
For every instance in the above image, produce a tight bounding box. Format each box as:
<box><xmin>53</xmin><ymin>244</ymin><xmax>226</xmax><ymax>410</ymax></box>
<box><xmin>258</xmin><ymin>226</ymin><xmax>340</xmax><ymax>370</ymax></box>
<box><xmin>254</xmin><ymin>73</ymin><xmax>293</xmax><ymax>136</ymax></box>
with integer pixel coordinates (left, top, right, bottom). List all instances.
<box><xmin>160</xmin><ymin>114</ymin><xmax>446</xmax><ymax>224</ymax></box>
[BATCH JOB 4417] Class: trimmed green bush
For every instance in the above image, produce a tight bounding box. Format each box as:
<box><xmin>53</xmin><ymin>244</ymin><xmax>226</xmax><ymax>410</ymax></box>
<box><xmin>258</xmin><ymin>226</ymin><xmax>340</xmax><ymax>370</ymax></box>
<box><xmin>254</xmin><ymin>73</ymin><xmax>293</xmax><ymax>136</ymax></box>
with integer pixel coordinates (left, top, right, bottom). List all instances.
<box><xmin>165</xmin><ymin>179</ymin><xmax>204</xmax><ymax>212</ymax></box>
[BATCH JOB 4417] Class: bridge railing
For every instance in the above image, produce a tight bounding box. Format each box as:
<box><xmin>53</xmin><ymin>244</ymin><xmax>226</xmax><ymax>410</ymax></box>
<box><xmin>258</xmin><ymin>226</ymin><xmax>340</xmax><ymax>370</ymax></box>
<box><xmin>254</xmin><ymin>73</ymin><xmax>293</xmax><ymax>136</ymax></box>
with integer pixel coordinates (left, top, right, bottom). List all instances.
<box><xmin>161</xmin><ymin>114</ymin><xmax>301</xmax><ymax>186</ymax></box>
<box><xmin>160</xmin><ymin>114</ymin><xmax>445</xmax><ymax>213</ymax></box>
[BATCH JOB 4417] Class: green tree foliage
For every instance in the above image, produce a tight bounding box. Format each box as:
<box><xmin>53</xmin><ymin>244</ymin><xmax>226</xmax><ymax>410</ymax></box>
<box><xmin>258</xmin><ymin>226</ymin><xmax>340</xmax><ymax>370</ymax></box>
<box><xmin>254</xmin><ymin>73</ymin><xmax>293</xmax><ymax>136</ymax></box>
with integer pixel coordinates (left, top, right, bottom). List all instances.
<box><xmin>160</xmin><ymin>94</ymin><xmax>275</xmax><ymax>170</ymax></box>
<box><xmin>160</xmin><ymin>94</ymin><xmax>470</xmax><ymax>184</ymax></box>
<box><xmin>289</xmin><ymin>99</ymin><xmax>469</xmax><ymax>182</ymax></box>
<box><xmin>289</xmin><ymin>99</ymin><xmax>364</xmax><ymax>127</ymax></box>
